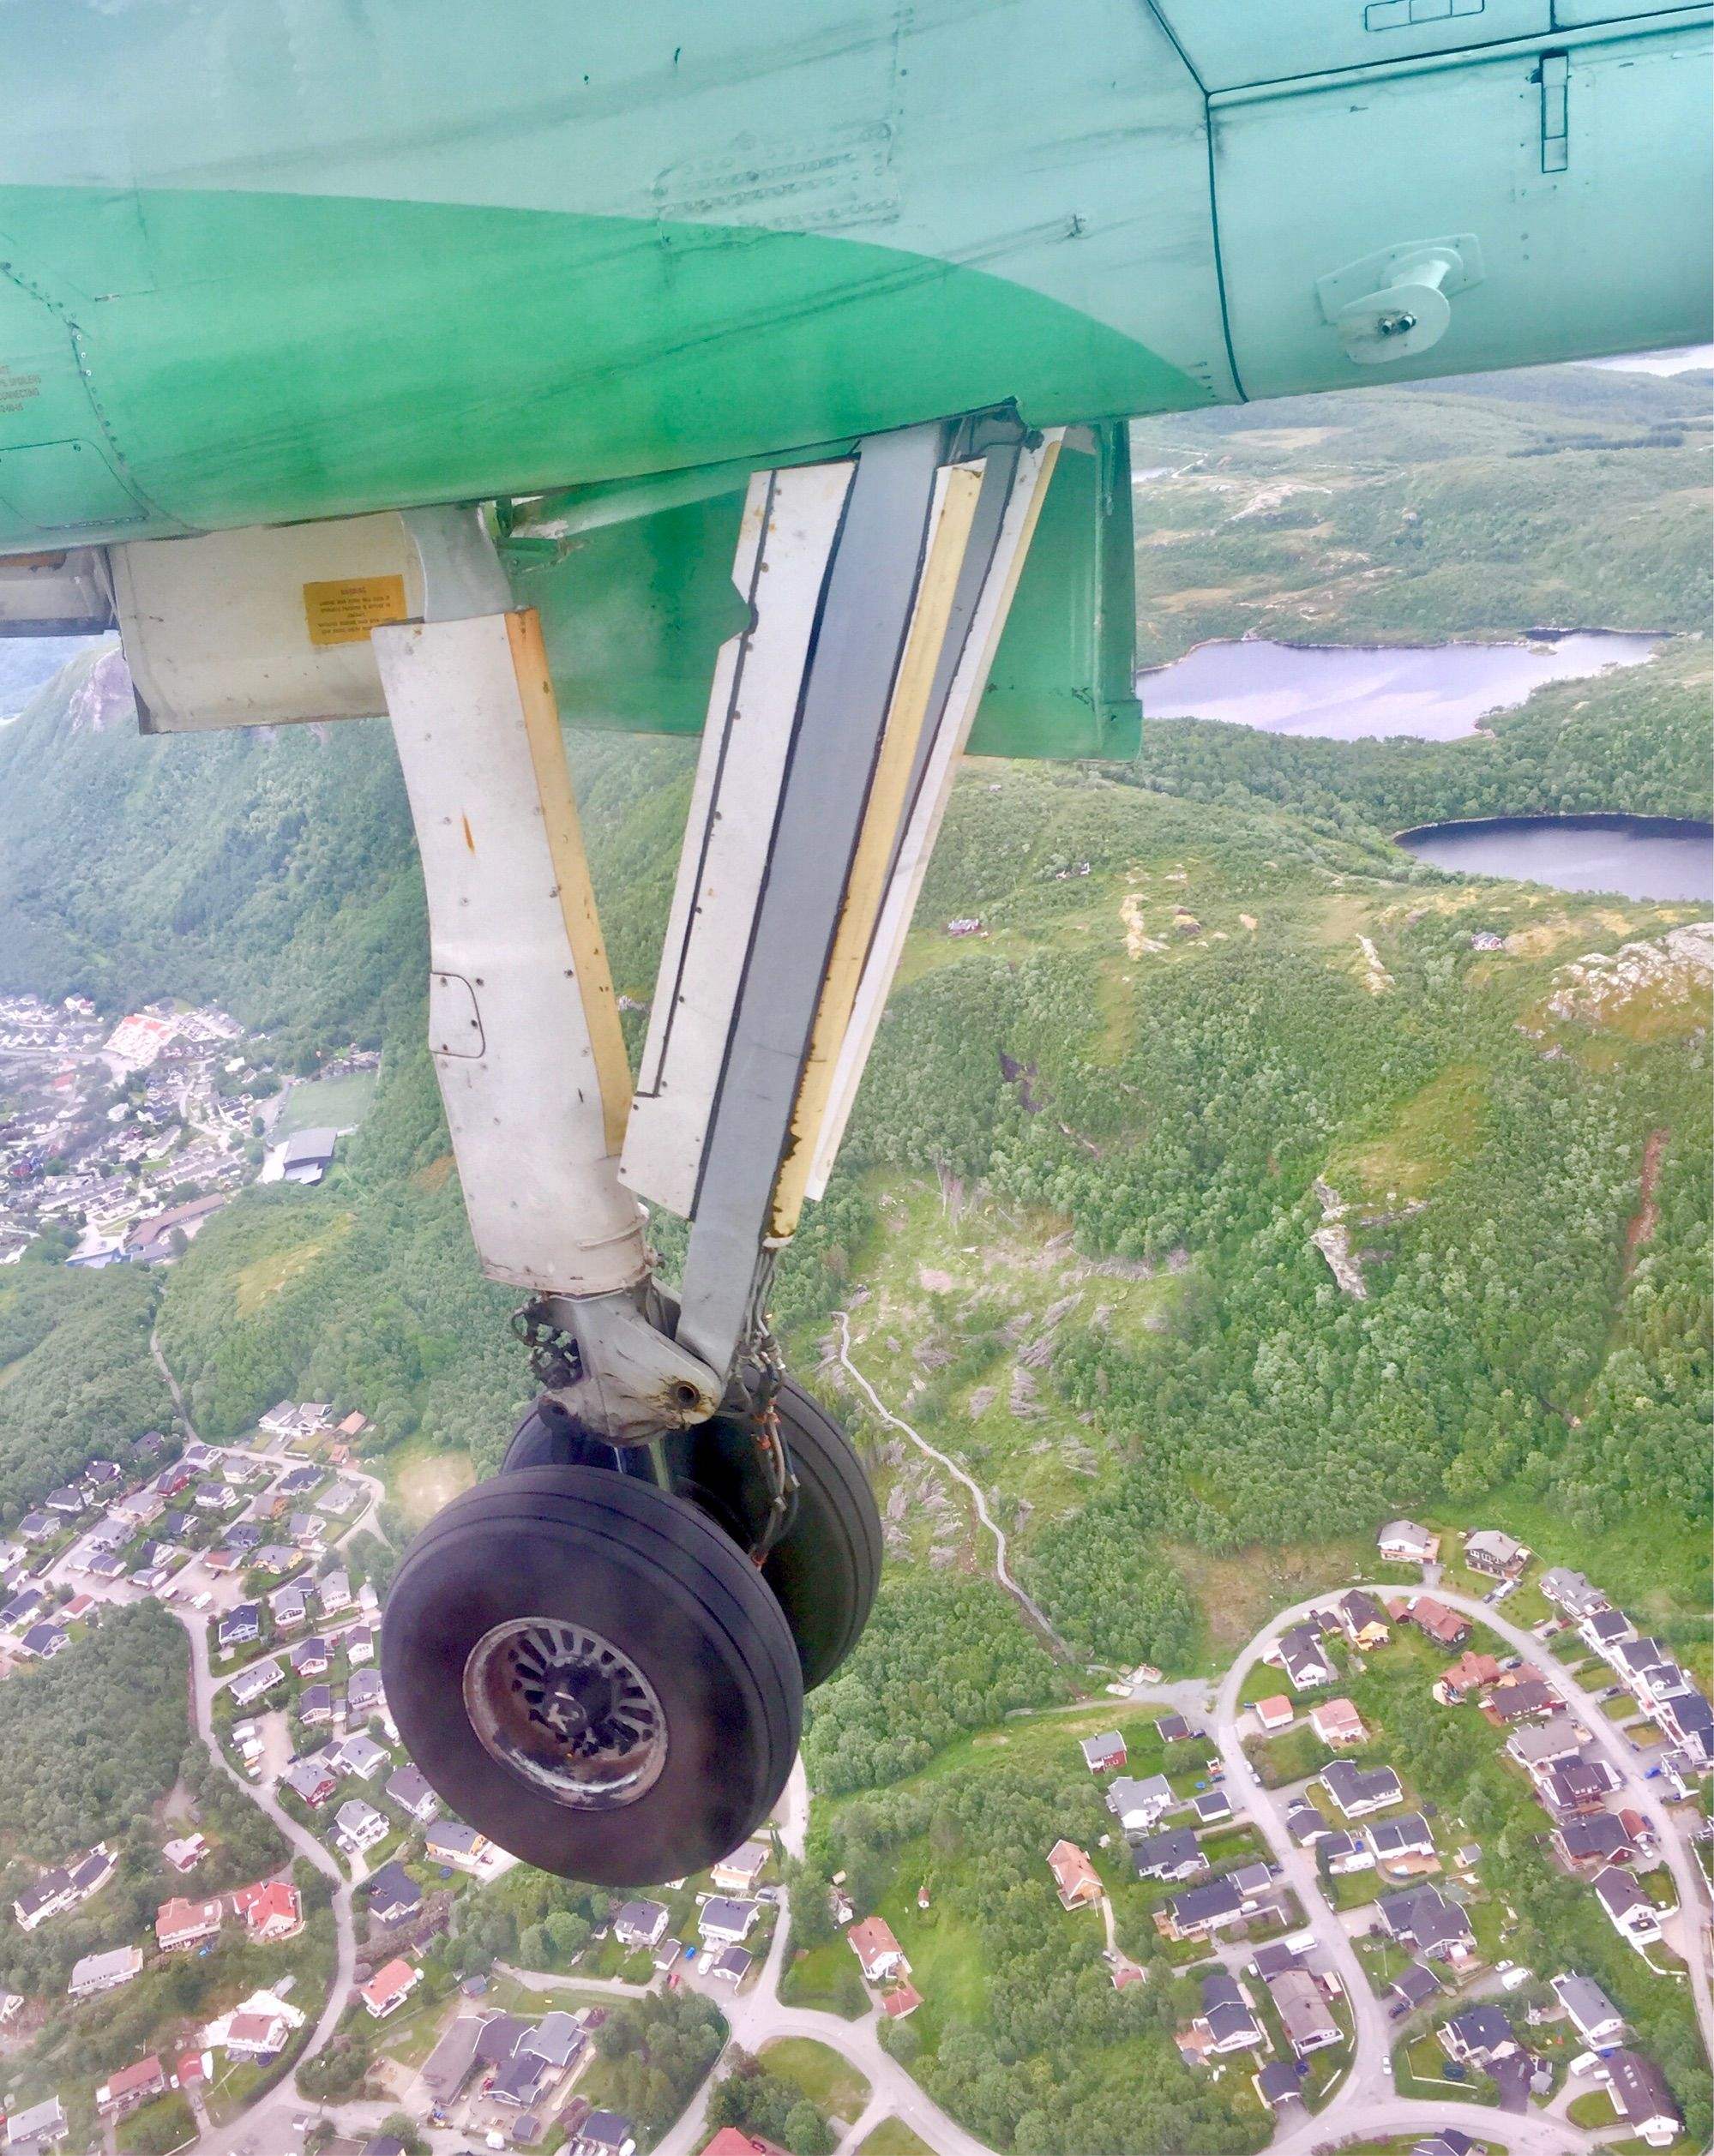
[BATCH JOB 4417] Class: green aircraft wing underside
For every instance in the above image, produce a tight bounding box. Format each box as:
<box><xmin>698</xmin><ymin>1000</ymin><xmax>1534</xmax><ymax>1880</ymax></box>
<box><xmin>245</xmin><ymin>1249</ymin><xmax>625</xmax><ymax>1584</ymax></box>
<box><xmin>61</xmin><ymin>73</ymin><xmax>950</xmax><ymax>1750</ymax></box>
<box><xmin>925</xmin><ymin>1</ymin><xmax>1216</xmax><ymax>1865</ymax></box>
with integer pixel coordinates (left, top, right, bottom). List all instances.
<box><xmin>0</xmin><ymin>187</ymin><xmax>1205</xmax><ymax>548</ymax></box>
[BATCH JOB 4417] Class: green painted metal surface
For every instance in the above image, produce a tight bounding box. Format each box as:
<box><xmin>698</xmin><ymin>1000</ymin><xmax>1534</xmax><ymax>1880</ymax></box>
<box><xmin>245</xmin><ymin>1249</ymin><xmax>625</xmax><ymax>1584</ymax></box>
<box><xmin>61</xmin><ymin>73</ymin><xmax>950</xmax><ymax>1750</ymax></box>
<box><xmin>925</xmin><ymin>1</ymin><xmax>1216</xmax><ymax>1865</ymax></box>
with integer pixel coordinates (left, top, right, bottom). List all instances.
<box><xmin>0</xmin><ymin>1</ymin><xmax>1708</xmax><ymax>755</ymax></box>
<box><xmin>504</xmin><ymin>424</ymin><xmax>1140</xmax><ymax>758</ymax></box>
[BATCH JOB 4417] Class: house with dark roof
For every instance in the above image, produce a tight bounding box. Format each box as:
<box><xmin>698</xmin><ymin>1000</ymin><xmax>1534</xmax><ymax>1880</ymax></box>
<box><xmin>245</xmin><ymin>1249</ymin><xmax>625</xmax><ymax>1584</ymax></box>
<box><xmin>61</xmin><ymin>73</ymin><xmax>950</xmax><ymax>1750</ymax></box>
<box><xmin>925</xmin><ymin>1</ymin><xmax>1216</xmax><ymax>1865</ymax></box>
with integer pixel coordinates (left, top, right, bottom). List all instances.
<box><xmin>1272</xmin><ymin>1622</ymin><xmax>1335</xmax><ymax>1691</ymax></box>
<box><xmin>614</xmin><ymin>1899</ymin><xmax>670</xmax><ymax>1949</ymax></box>
<box><xmin>1596</xmin><ymin>2050</ymin><xmax>1683</xmax><ymax>2147</ymax></box>
<box><xmin>700</xmin><ymin>1898</ymin><xmax>760</xmax><ymax>1947</ymax></box>
<box><xmin>366</xmin><ymin>1861</ymin><xmax>422</xmax><ymax>1926</ymax></box>
<box><xmin>1482</xmin><ymin>1677</ymin><xmax>1557</xmax><ymax>1727</ymax></box>
<box><xmin>1594</xmin><ymin>1866</ymin><xmax>1664</xmax><ymax>1949</ymax></box>
<box><xmin>1132</xmin><ymin>1829</ymin><xmax>1207</xmax><ymax>1883</ymax></box>
<box><xmin>1285</xmin><ymin>1800</ymin><xmax>1333</xmax><ymax>1846</ymax></box>
<box><xmin>1320</xmin><ymin>1759</ymin><xmax>1404</xmax><ymax>1818</ymax></box>
<box><xmin>1321</xmin><ymin>1829</ymin><xmax>1374</xmax><ymax>1875</ymax></box>
<box><xmin>1537</xmin><ymin>1758</ymin><xmax>1617</xmax><ymax>1816</ymax></box>
<box><xmin>1194</xmin><ymin>1968</ymin><xmax>1264</xmax><ymax>2054</ymax></box>
<box><xmin>1388</xmin><ymin>1960</ymin><xmax>1444</xmax><ymax>2015</ymax></box>
<box><xmin>1440</xmin><ymin>2005</ymin><xmax>1517</xmax><ymax>2067</ymax></box>
<box><xmin>567</xmin><ymin>2115</ymin><xmax>638</xmax><ymax>2156</ymax></box>
<box><xmin>1581</xmin><ymin>1608</ymin><xmax>1635</xmax><ymax>1659</ymax></box>
<box><xmin>218</xmin><ymin>1603</ymin><xmax>261</xmax><ymax>1649</ymax></box>
<box><xmin>1368</xmin><ymin>1814</ymin><xmax>1435</xmax><ymax>1865</ymax></box>
<box><xmin>1376</xmin><ymin>1885</ymin><xmax>1476</xmax><ymax>1964</ymax></box>
<box><xmin>299</xmin><ymin>1682</ymin><xmax>334</xmax><ymax>1727</ymax></box>
<box><xmin>1338</xmin><ymin>1591</ymin><xmax>1390</xmax><ymax>1649</ymax></box>
<box><xmin>1554</xmin><ymin>1812</ymin><xmax>1639</xmax><ymax>1871</ymax></box>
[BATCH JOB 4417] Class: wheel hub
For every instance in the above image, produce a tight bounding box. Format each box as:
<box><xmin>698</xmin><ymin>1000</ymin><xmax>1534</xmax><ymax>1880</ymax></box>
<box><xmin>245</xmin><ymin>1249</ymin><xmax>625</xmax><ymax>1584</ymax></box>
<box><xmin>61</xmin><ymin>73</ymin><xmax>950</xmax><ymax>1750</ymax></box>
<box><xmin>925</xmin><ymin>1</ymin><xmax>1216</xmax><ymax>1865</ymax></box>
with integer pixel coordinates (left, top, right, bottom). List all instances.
<box><xmin>462</xmin><ymin>1618</ymin><xmax>667</xmax><ymax>1810</ymax></box>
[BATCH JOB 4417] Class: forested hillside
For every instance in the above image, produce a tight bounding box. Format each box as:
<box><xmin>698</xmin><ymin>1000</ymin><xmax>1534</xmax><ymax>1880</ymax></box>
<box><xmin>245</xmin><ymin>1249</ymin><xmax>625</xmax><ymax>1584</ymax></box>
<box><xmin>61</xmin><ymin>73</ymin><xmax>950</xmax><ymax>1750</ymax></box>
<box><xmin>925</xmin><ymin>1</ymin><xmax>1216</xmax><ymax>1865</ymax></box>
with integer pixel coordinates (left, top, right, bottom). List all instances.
<box><xmin>1130</xmin><ymin>362</ymin><xmax>1711</xmax><ymax>661</ymax></box>
<box><xmin>0</xmin><ymin>1267</ymin><xmax>172</xmax><ymax>1528</ymax></box>
<box><xmin>0</xmin><ymin>354</ymin><xmax>1705</xmax><ymax>1643</ymax></box>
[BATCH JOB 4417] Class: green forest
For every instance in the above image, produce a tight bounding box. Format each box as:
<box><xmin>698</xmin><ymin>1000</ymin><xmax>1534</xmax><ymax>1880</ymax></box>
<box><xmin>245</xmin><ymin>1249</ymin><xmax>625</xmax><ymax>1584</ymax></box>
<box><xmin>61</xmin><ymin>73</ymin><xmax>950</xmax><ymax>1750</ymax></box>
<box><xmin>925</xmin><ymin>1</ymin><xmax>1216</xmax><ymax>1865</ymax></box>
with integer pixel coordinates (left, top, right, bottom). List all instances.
<box><xmin>0</xmin><ymin>1266</ymin><xmax>173</xmax><ymax>1525</ymax></box>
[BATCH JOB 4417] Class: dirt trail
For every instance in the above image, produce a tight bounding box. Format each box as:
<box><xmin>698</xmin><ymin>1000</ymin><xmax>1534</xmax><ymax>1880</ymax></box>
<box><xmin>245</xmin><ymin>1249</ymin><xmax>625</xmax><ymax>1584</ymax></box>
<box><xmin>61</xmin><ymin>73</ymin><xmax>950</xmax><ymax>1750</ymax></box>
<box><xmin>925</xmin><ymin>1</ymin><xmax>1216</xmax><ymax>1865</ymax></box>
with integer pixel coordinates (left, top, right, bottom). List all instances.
<box><xmin>1621</xmin><ymin>1126</ymin><xmax>1668</xmax><ymax>1279</ymax></box>
<box><xmin>834</xmin><ymin>1311</ymin><xmax>1074</xmax><ymax>1663</ymax></box>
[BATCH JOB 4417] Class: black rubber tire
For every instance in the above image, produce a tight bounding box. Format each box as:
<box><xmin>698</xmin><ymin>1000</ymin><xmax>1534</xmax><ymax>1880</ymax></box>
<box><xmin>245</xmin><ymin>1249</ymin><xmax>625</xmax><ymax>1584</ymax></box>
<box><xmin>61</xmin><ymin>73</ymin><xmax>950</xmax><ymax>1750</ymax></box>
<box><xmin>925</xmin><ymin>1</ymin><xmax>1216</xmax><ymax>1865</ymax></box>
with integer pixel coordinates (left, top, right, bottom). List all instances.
<box><xmin>382</xmin><ymin>1465</ymin><xmax>803</xmax><ymax>1886</ymax></box>
<box><xmin>502</xmin><ymin>1396</ymin><xmax>640</xmax><ymax>1479</ymax></box>
<box><xmin>668</xmin><ymin>1375</ymin><xmax>883</xmax><ymax>1693</ymax></box>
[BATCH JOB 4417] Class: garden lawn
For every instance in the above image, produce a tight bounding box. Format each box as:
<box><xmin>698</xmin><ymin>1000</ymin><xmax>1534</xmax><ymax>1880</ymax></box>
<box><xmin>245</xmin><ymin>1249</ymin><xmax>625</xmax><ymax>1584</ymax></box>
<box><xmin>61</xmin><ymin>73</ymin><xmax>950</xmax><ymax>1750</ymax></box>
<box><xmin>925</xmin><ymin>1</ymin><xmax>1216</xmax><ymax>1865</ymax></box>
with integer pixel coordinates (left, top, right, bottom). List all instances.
<box><xmin>759</xmin><ymin>2037</ymin><xmax>871</xmax><ymax>2121</ymax></box>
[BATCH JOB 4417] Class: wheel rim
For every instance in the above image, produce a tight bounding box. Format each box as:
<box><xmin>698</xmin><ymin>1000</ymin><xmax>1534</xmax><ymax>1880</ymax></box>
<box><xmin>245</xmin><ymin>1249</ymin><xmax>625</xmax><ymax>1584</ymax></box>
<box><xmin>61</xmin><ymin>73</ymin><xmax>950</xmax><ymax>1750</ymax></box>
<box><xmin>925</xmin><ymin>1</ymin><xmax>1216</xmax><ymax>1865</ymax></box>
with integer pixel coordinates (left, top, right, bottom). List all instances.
<box><xmin>461</xmin><ymin>1617</ymin><xmax>668</xmax><ymax>1810</ymax></box>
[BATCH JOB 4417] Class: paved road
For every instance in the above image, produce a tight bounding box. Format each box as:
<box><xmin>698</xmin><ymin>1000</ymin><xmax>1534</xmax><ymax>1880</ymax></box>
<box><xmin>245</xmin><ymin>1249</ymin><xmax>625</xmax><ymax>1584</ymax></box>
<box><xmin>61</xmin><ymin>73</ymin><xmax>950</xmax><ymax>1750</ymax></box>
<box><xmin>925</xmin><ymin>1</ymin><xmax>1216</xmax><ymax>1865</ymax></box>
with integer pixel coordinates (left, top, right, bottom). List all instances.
<box><xmin>653</xmin><ymin>1904</ymin><xmax>998</xmax><ymax>2156</ymax></box>
<box><xmin>1213</xmin><ymin>1612</ymin><xmax>1398</xmax><ymax>2123</ymax></box>
<box><xmin>1218</xmin><ymin>1581</ymin><xmax>1714</xmax><ymax>2156</ymax></box>
<box><xmin>141</xmin><ymin>1330</ymin><xmax>364</xmax><ymax>2156</ymax></box>
<box><xmin>1417</xmin><ymin>1582</ymin><xmax>1714</xmax><ymax>2061</ymax></box>
<box><xmin>177</xmin><ymin>1608</ymin><xmax>359</xmax><ymax>2156</ymax></box>
<box><xmin>836</xmin><ymin>1309</ymin><xmax>1069</xmax><ymax>1660</ymax></box>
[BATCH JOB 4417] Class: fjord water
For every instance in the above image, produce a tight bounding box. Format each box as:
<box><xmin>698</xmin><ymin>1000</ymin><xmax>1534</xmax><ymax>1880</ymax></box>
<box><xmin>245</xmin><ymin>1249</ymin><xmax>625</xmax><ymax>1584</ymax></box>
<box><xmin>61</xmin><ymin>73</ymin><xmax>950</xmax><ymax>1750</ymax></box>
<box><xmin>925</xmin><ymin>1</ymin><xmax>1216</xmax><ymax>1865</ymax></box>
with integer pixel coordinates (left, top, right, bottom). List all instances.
<box><xmin>1397</xmin><ymin>814</ymin><xmax>1713</xmax><ymax>903</ymax></box>
<box><xmin>1141</xmin><ymin>631</ymin><xmax>1662</xmax><ymax>742</ymax></box>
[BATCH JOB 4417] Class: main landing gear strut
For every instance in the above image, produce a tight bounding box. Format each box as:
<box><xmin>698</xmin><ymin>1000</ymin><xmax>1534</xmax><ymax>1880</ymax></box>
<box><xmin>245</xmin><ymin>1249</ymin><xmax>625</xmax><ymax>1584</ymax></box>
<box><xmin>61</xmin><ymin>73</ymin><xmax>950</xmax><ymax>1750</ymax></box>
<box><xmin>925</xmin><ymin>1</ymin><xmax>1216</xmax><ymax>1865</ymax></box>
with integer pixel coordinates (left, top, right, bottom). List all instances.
<box><xmin>376</xmin><ymin>417</ymin><xmax>1061</xmax><ymax>1884</ymax></box>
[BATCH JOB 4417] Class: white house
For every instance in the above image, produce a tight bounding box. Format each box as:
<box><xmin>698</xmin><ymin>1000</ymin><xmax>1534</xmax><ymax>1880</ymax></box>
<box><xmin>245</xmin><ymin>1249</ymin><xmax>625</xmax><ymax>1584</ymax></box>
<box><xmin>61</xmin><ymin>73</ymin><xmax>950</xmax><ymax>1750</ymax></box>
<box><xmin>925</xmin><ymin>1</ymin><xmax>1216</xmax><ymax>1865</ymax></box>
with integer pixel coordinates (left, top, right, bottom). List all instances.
<box><xmin>1378</xmin><ymin>1520</ymin><xmax>1436</xmax><ymax>1564</ymax></box>
<box><xmin>334</xmin><ymin>1799</ymin><xmax>388</xmax><ymax>1856</ymax></box>
<box><xmin>1105</xmin><ymin>1773</ymin><xmax>1175</xmax><ymax>1834</ymax></box>
<box><xmin>1553</xmin><ymin>1973</ymin><xmax>1626</xmax><ymax>2050</ymax></box>
<box><xmin>697</xmin><ymin>1897</ymin><xmax>759</xmax><ymax>1947</ymax></box>
<box><xmin>69</xmin><ymin>1945</ymin><xmax>143</xmax><ymax>1998</ymax></box>
<box><xmin>1594</xmin><ymin>1866</ymin><xmax>1664</xmax><ymax>1950</ymax></box>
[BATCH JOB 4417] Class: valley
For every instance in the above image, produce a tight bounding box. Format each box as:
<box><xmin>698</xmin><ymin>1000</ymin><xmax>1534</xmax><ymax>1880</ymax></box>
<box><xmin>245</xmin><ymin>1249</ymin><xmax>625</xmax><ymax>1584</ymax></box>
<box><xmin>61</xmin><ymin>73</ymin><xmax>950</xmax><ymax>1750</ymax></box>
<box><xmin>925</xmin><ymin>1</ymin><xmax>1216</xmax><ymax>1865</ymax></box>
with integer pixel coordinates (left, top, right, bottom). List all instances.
<box><xmin>0</xmin><ymin>357</ymin><xmax>1705</xmax><ymax>2156</ymax></box>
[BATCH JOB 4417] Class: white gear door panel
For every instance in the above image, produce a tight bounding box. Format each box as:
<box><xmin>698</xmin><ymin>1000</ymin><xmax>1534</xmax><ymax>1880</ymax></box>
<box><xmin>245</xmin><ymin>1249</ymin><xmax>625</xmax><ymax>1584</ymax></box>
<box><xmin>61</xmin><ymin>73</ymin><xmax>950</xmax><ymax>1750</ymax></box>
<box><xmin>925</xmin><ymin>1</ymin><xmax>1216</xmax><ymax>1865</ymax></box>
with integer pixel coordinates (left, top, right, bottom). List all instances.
<box><xmin>622</xmin><ymin>460</ymin><xmax>856</xmax><ymax>1220</ymax></box>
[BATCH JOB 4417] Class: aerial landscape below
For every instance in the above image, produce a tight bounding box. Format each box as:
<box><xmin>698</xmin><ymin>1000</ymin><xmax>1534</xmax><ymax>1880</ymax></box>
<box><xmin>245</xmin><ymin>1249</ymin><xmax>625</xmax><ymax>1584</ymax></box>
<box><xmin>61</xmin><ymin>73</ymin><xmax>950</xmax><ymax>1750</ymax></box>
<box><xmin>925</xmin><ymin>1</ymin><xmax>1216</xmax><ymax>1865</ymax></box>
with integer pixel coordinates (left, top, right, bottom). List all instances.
<box><xmin>0</xmin><ymin>359</ymin><xmax>1705</xmax><ymax>2156</ymax></box>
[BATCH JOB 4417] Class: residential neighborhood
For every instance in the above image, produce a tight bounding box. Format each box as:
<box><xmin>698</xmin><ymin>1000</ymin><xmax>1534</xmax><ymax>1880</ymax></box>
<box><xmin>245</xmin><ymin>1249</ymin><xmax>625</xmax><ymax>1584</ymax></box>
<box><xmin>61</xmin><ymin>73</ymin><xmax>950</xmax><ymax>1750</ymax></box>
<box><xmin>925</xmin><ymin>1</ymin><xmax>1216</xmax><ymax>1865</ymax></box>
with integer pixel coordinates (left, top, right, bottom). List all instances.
<box><xmin>0</xmin><ymin>1386</ymin><xmax>1707</xmax><ymax>2156</ymax></box>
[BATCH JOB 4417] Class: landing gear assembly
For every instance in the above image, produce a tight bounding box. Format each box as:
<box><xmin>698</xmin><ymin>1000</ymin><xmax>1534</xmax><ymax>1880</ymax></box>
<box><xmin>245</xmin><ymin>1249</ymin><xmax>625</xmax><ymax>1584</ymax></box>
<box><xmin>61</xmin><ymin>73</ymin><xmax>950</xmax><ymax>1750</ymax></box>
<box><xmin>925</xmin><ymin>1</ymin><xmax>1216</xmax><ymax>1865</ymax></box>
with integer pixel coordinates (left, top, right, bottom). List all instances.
<box><xmin>84</xmin><ymin>412</ymin><xmax>1070</xmax><ymax>1883</ymax></box>
<box><xmin>363</xmin><ymin>418</ymin><xmax>1063</xmax><ymax>1883</ymax></box>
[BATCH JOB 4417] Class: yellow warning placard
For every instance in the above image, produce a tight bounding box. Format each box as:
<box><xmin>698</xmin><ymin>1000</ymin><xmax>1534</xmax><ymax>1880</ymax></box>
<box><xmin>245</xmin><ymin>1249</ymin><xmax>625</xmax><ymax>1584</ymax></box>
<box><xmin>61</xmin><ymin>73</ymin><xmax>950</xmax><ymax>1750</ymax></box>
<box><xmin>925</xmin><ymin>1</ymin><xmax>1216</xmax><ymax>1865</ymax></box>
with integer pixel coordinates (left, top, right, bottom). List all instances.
<box><xmin>302</xmin><ymin>574</ymin><xmax>408</xmax><ymax>647</ymax></box>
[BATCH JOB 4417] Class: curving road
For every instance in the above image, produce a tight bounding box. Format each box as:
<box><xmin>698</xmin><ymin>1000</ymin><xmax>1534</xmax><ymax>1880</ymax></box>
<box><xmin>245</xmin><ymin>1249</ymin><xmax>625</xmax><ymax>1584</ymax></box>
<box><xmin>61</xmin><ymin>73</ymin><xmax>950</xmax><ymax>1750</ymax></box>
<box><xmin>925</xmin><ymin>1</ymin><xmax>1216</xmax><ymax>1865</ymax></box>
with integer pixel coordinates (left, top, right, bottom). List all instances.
<box><xmin>835</xmin><ymin>1309</ymin><xmax>1069</xmax><ymax>1659</ymax></box>
<box><xmin>145</xmin><ymin>1328</ymin><xmax>364</xmax><ymax>2156</ymax></box>
<box><xmin>1217</xmin><ymin>1582</ymin><xmax>1713</xmax><ymax>2156</ymax></box>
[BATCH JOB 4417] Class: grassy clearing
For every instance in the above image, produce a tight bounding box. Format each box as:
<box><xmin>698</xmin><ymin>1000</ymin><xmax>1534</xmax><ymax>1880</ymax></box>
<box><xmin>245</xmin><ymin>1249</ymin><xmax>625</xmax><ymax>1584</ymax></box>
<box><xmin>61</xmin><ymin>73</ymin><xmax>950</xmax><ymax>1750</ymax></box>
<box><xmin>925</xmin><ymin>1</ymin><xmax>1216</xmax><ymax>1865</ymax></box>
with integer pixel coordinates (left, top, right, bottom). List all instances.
<box><xmin>1332</xmin><ymin>1060</ymin><xmax>1489</xmax><ymax>1204</ymax></box>
<box><xmin>857</xmin><ymin>2123</ymin><xmax>936</xmax><ymax>2156</ymax></box>
<box><xmin>387</xmin><ymin>1432</ymin><xmax>477</xmax><ymax>1529</ymax></box>
<box><xmin>1164</xmin><ymin>1537</ymin><xmax>1372</xmax><ymax>1673</ymax></box>
<box><xmin>779</xmin><ymin>1938</ymin><xmax>866</xmax><ymax>2019</ymax></box>
<box><xmin>758</xmin><ymin>2036</ymin><xmax>871</xmax><ymax>2120</ymax></box>
<box><xmin>274</xmin><ymin>1066</ymin><xmax>377</xmax><ymax>1138</ymax></box>
<box><xmin>232</xmin><ymin>1218</ymin><xmax>352</xmax><ymax>1317</ymax></box>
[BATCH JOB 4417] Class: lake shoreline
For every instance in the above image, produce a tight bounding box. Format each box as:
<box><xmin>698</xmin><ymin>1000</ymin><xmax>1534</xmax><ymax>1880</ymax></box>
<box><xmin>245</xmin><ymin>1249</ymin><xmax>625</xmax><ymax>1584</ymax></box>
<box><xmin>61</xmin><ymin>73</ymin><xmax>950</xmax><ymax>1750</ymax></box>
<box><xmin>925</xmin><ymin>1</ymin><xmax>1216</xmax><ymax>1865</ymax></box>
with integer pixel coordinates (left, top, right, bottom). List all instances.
<box><xmin>1394</xmin><ymin>811</ymin><xmax>1712</xmax><ymax>904</ymax></box>
<box><xmin>1392</xmin><ymin>810</ymin><xmax>1714</xmax><ymax>845</ymax></box>
<box><xmin>1135</xmin><ymin>630</ymin><xmax>1666</xmax><ymax>745</ymax></box>
<box><xmin>1136</xmin><ymin>626</ymin><xmax>1677</xmax><ymax>675</ymax></box>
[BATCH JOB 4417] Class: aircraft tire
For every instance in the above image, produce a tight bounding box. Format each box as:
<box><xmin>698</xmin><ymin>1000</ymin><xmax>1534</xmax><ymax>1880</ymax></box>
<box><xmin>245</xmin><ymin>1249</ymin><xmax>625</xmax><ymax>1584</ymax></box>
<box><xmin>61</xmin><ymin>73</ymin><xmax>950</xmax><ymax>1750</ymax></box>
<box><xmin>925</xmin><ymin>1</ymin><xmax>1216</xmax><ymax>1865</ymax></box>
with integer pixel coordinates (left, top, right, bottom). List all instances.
<box><xmin>668</xmin><ymin>1374</ymin><xmax>883</xmax><ymax>1694</ymax></box>
<box><xmin>382</xmin><ymin>1465</ymin><xmax>802</xmax><ymax>1885</ymax></box>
